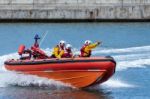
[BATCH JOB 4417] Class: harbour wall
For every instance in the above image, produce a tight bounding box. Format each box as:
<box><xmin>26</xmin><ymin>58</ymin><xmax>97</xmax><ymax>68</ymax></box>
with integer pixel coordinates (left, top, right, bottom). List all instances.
<box><xmin>0</xmin><ymin>0</ymin><xmax>150</xmax><ymax>21</ymax></box>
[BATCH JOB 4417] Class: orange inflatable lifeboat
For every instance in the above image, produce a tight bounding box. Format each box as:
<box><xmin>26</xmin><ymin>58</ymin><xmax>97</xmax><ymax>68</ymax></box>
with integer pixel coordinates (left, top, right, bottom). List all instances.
<box><xmin>4</xmin><ymin>56</ymin><xmax>116</xmax><ymax>88</ymax></box>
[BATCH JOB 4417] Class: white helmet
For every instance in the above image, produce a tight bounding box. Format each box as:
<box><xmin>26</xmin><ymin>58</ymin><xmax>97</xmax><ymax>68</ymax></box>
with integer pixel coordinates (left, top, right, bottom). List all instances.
<box><xmin>84</xmin><ymin>40</ymin><xmax>92</xmax><ymax>45</ymax></box>
<box><xmin>59</xmin><ymin>40</ymin><xmax>66</xmax><ymax>46</ymax></box>
<box><xmin>66</xmin><ymin>44</ymin><xmax>72</xmax><ymax>49</ymax></box>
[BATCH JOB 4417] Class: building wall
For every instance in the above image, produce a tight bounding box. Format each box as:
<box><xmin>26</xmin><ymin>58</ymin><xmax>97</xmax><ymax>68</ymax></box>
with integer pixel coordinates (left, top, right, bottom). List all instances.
<box><xmin>0</xmin><ymin>0</ymin><xmax>150</xmax><ymax>20</ymax></box>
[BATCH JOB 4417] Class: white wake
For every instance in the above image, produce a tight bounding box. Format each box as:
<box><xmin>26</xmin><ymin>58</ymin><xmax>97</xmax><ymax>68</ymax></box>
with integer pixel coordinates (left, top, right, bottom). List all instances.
<box><xmin>93</xmin><ymin>45</ymin><xmax>150</xmax><ymax>54</ymax></box>
<box><xmin>0</xmin><ymin>52</ymin><xmax>72</xmax><ymax>88</ymax></box>
<box><xmin>0</xmin><ymin>71</ymin><xmax>71</xmax><ymax>88</ymax></box>
<box><xmin>101</xmin><ymin>79</ymin><xmax>135</xmax><ymax>88</ymax></box>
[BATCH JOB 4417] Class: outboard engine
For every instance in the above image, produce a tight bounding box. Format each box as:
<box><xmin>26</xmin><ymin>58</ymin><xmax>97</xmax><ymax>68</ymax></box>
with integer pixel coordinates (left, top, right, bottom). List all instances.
<box><xmin>18</xmin><ymin>45</ymin><xmax>25</xmax><ymax>55</ymax></box>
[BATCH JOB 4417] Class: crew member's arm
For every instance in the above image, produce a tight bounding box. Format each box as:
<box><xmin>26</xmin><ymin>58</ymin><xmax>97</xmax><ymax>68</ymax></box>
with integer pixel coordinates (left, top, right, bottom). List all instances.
<box><xmin>87</xmin><ymin>42</ymin><xmax>101</xmax><ymax>49</ymax></box>
<box><xmin>53</xmin><ymin>46</ymin><xmax>59</xmax><ymax>57</ymax></box>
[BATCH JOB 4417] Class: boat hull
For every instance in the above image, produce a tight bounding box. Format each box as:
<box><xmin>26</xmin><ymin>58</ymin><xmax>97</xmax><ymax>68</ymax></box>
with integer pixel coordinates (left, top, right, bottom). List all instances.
<box><xmin>24</xmin><ymin>70</ymin><xmax>106</xmax><ymax>88</ymax></box>
<box><xmin>4</xmin><ymin>57</ymin><xmax>116</xmax><ymax>88</ymax></box>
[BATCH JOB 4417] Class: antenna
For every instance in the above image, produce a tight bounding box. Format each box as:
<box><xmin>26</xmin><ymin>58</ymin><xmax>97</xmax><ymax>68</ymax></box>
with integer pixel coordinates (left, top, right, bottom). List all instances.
<box><xmin>39</xmin><ymin>31</ymin><xmax>48</xmax><ymax>47</ymax></box>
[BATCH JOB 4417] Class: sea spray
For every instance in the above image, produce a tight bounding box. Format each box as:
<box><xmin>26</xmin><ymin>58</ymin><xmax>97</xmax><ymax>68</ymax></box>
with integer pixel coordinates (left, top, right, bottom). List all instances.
<box><xmin>0</xmin><ymin>53</ymin><xmax>18</xmax><ymax>71</ymax></box>
<box><xmin>0</xmin><ymin>71</ymin><xmax>73</xmax><ymax>89</ymax></box>
<box><xmin>0</xmin><ymin>52</ymin><xmax>73</xmax><ymax>89</ymax></box>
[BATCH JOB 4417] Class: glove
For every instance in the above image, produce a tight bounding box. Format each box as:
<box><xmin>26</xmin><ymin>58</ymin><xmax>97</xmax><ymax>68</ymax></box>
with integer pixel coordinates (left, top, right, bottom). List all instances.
<box><xmin>97</xmin><ymin>41</ymin><xmax>101</xmax><ymax>45</ymax></box>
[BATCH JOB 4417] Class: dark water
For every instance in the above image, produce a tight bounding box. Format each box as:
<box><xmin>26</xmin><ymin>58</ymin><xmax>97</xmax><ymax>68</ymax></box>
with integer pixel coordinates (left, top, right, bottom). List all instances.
<box><xmin>0</xmin><ymin>22</ymin><xmax>150</xmax><ymax>99</ymax></box>
<box><xmin>0</xmin><ymin>86</ymin><xmax>111</xmax><ymax>99</ymax></box>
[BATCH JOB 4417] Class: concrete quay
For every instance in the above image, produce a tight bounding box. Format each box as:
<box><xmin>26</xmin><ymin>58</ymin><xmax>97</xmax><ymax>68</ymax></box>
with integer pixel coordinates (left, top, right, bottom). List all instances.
<box><xmin>0</xmin><ymin>0</ymin><xmax>150</xmax><ymax>21</ymax></box>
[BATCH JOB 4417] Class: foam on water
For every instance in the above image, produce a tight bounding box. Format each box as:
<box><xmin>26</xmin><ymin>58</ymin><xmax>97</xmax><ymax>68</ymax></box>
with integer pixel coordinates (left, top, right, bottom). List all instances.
<box><xmin>93</xmin><ymin>45</ymin><xmax>150</xmax><ymax>71</ymax></box>
<box><xmin>116</xmin><ymin>58</ymin><xmax>150</xmax><ymax>71</ymax></box>
<box><xmin>0</xmin><ymin>71</ymin><xmax>71</xmax><ymax>88</ymax></box>
<box><xmin>101</xmin><ymin>79</ymin><xmax>135</xmax><ymax>88</ymax></box>
<box><xmin>88</xmin><ymin>79</ymin><xmax>135</xmax><ymax>90</ymax></box>
<box><xmin>0</xmin><ymin>53</ymin><xmax>72</xmax><ymax>88</ymax></box>
<box><xmin>0</xmin><ymin>53</ymin><xmax>18</xmax><ymax>71</ymax></box>
<box><xmin>93</xmin><ymin>45</ymin><xmax>150</xmax><ymax>54</ymax></box>
<box><xmin>113</xmin><ymin>53</ymin><xmax>150</xmax><ymax>61</ymax></box>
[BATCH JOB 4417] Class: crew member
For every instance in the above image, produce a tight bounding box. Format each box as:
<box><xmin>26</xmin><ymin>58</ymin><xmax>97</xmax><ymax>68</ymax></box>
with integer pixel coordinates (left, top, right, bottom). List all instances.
<box><xmin>62</xmin><ymin>44</ymin><xmax>73</xmax><ymax>58</ymax></box>
<box><xmin>51</xmin><ymin>40</ymin><xmax>66</xmax><ymax>59</ymax></box>
<box><xmin>80</xmin><ymin>40</ymin><xmax>101</xmax><ymax>57</ymax></box>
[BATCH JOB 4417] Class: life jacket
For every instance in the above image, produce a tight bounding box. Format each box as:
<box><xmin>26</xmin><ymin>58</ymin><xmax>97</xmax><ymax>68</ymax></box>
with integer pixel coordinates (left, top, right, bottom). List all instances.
<box><xmin>62</xmin><ymin>48</ymin><xmax>72</xmax><ymax>58</ymax></box>
<box><xmin>80</xmin><ymin>45</ymin><xmax>91</xmax><ymax>57</ymax></box>
<box><xmin>51</xmin><ymin>45</ymin><xmax>64</xmax><ymax>58</ymax></box>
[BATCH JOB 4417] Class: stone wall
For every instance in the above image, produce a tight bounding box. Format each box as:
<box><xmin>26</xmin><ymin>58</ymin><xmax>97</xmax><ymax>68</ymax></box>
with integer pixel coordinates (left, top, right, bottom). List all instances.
<box><xmin>0</xmin><ymin>0</ymin><xmax>150</xmax><ymax>21</ymax></box>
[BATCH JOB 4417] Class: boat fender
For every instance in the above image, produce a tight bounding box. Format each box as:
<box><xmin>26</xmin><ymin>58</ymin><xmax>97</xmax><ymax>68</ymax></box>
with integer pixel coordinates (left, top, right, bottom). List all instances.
<box><xmin>18</xmin><ymin>45</ymin><xmax>25</xmax><ymax>55</ymax></box>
